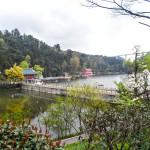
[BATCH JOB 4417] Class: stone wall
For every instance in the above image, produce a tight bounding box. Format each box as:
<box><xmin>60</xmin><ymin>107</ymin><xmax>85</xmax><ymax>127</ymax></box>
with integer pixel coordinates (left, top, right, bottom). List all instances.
<box><xmin>22</xmin><ymin>84</ymin><xmax>67</xmax><ymax>95</ymax></box>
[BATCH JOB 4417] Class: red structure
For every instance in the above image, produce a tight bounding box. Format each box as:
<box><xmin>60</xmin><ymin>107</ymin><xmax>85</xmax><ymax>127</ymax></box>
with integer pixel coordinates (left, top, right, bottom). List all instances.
<box><xmin>82</xmin><ymin>69</ymin><xmax>93</xmax><ymax>76</ymax></box>
<box><xmin>23</xmin><ymin>68</ymin><xmax>39</xmax><ymax>80</ymax></box>
<box><xmin>25</xmin><ymin>75</ymin><xmax>37</xmax><ymax>80</ymax></box>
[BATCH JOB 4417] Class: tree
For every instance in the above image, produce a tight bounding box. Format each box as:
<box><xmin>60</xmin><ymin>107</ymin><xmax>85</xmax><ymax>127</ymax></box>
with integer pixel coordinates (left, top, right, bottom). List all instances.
<box><xmin>34</xmin><ymin>65</ymin><xmax>44</xmax><ymax>75</ymax></box>
<box><xmin>53</xmin><ymin>44</ymin><xmax>61</xmax><ymax>51</ymax></box>
<box><xmin>62</xmin><ymin>60</ymin><xmax>68</xmax><ymax>72</ymax></box>
<box><xmin>70</xmin><ymin>56</ymin><xmax>80</xmax><ymax>74</ymax></box>
<box><xmin>41</xmin><ymin>97</ymin><xmax>75</xmax><ymax>138</ymax></box>
<box><xmin>19</xmin><ymin>61</ymin><xmax>29</xmax><ymax>69</ymax></box>
<box><xmin>5</xmin><ymin>63</ymin><xmax>24</xmax><ymax>82</ymax></box>
<box><xmin>83</xmin><ymin>62</ymin><xmax>87</xmax><ymax>70</ymax></box>
<box><xmin>11</xmin><ymin>28</ymin><xmax>21</xmax><ymax>39</ymax></box>
<box><xmin>0</xmin><ymin>74</ymin><xmax>4</xmax><ymax>81</ymax></box>
<box><xmin>0</xmin><ymin>38</ymin><xmax>5</xmax><ymax>46</ymax></box>
<box><xmin>67</xmin><ymin>85</ymin><xmax>103</xmax><ymax>133</ymax></box>
<box><xmin>84</xmin><ymin>0</ymin><xmax>150</xmax><ymax>27</ymax></box>
<box><xmin>120</xmin><ymin>45</ymin><xmax>150</xmax><ymax>101</ymax></box>
<box><xmin>143</xmin><ymin>53</ymin><xmax>150</xmax><ymax>70</ymax></box>
<box><xmin>19</xmin><ymin>55</ymin><xmax>31</xmax><ymax>69</ymax></box>
<box><xmin>25</xmin><ymin>55</ymin><xmax>31</xmax><ymax>67</ymax></box>
<box><xmin>93</xmin><ymin>62</ymin><xmax>98</xmax><ymax>74</ymax></box>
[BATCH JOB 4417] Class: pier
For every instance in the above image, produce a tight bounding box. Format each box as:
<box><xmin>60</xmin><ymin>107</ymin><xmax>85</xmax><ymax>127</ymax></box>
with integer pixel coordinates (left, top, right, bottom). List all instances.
<box><xmin>22</xmin><ymin>83</ymin><xmax>118</xmax><ymax>96</ymax></box>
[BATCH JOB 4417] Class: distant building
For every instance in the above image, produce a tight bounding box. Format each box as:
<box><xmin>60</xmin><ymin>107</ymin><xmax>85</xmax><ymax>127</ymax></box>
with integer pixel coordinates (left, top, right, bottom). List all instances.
<box><xmin>63</xmin><ymin>72</ymin><xmax>69</xmax><ymax>77</ymax></box>
<box><xmin>82</xmin><ymin>69</ymin><xmax>93</xmax><ymax>76</ymax></box>
<box><xmin>23</xmin><ymin>68</ymin><xmax>39</xmax><ymax>80</ymax></box>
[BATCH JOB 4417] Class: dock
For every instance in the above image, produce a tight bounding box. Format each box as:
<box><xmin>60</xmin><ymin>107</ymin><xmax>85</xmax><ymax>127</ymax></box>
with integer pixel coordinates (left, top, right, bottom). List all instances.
<box><xmin>22</xmin><ymin>83</ymin><xmax>118</xmax><ymax>96</ymax></box>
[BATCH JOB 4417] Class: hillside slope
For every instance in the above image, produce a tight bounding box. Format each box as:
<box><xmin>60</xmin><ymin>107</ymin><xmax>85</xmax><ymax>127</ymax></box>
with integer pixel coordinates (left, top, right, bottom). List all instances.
<box><xmin>0</xmin><ymin>29</ymin><xmax>127</xmax><ymax>77</ymax></box>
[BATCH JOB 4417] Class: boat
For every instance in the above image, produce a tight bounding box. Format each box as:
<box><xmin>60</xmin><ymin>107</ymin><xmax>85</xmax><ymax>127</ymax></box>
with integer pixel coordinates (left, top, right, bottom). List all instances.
<box><xmin>97</xmin><ymin>82</ymin><xmax>104</xmax><ymax>87</ymax></box>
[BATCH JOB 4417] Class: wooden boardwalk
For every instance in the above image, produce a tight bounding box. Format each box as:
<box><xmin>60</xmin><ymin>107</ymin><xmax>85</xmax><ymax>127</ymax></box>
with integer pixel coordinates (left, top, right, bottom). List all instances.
<box><xmin>22</xmin><ymin>83</ymin><xmax>118</xmax><ymax>96</ymax></box>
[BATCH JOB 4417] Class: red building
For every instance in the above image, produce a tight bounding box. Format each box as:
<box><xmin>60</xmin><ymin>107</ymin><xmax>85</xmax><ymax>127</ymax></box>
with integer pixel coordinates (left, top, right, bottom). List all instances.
<box><xmin>23</xmin><ymin>68</ymin><xmax>39</xmax><ymax>80</ymax></box>
<box><xmin>82</xmin><ymin>69</ymin><xmax>93</xmax><ymax>76</ymax></box>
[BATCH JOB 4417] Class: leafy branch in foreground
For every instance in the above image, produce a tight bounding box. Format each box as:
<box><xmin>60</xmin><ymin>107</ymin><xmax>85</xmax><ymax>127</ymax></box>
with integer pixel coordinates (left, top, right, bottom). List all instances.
<box><xmin>0</xmin><ymin>116</ymin><xmax>66</xmax><ymax>150</ymax></box>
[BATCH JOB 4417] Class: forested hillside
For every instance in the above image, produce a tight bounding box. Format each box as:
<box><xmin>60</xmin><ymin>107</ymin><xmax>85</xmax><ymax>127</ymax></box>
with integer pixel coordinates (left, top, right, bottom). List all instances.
<box><xmin>0</xmin><ymin>29</ymin><xmax>127</xmax><ymax>77</ymax></box>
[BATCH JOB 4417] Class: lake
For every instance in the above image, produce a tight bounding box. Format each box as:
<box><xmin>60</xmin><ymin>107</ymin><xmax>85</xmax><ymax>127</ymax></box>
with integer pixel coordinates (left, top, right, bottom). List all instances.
<box><xmin>0</xmin><ymin>74</ymin><xmax>124</xmax><ymax>138</ymax></box>
<box><xmin>68</xmin><ymin>74</ymin><xmax>125</xmax><ymax>88</ymax></box>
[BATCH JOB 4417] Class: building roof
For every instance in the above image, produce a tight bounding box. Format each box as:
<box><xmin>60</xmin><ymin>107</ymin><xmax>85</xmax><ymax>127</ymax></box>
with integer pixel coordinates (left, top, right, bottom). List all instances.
<box><xmin>23</xmin><ymin>68</ymin><xmax>39</xmax><ymax>75</ymax></box>
<box><xmin>84</xmin><ymin>69</ymin><xmax>92</xmax><ymax>71</ymax></box>
<box><xmin>82</xmin><ymin>69</ymin><xmax>92</xmax><ymax>72</ymax></box>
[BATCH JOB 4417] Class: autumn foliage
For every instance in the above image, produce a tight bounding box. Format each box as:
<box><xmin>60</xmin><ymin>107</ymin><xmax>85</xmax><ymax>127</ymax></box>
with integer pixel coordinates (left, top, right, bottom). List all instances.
<box><xmin>5</xmin><ymin>63</ymin><xmax>24</xmax><ymax>82</ymax></box>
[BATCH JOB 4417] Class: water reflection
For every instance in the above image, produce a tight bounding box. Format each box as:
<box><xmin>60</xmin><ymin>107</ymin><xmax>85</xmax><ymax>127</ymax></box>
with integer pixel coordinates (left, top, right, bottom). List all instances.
<box><xmin>0</xmin><ymin>90</ymin><xmax>56</xmax><ymax>120</ymax></box>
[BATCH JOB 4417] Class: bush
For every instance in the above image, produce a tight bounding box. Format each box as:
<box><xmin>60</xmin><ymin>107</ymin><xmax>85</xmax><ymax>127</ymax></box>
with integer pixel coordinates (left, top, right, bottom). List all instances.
<box><xmin>0</xmin><ymin>116</ymin><xmax>66</xmax><ymax>150</ymax></box>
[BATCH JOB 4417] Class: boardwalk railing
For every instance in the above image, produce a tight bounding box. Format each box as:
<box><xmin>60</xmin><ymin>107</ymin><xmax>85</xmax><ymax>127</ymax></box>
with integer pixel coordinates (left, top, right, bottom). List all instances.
<box><xmin>99</xmin><ymin>87</ymin><xmax>118</xmax><ymax>96</ymax></box>
<box><xmin>22</xmin><ymin>83</ymin><xmax>118</xmax><ymax>96</ymax></box>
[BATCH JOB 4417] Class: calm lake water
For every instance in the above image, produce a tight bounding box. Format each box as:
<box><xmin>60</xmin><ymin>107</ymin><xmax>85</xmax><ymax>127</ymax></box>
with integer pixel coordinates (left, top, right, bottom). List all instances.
<box><xmin>68</xmin><ymin>74</ymin><xmax>125</xmax><ymax>88</ymax></box>
<box><xmin>0</xmin><ymin>74</ymin><xmax>124</xmax><ymax>138</ymax></box>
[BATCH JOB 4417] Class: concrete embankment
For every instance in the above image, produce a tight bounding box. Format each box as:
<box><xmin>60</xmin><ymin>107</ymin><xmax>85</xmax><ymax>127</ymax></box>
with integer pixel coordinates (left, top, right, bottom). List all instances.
<box><xmin>22</xmin><ymin>84</ymin><xmax>118</xmax><ymax>101</ymax></box>
<box><xmin>22</xmin><ymin>84</ymin><xmax>67</xmax><ymax>95</ymax></box>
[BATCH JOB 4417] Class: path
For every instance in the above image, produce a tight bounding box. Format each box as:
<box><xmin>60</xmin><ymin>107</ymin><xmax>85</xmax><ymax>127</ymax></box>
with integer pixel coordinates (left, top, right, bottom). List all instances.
<box><xmin>61</xmin><ymin>134</ymin><xmax>88</xmax><ymax>145</ymax></box>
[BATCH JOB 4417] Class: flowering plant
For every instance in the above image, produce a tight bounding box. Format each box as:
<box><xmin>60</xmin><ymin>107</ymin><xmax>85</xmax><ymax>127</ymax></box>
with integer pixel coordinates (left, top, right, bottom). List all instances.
<box><xmin>115</xmin><ymin>45</ymin><xmax>150</xmax><ymax>105</ymax></box>
<box><xmin>0</xmin><ymin>116</ymin><xmax>66</xmax><ymax>150</ymax></box>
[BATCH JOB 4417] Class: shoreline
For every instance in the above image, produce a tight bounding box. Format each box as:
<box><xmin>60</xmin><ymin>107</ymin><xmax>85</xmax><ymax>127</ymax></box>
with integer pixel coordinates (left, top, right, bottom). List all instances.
<box><xmin>72</xmin><ymin>72</ymin><xmax>126</xmax><ymax>80</ymax></box>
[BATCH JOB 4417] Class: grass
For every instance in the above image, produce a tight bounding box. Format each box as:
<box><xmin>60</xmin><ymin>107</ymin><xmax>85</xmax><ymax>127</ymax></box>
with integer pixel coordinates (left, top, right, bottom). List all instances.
<box><xmin>65</xmin><ymin>141</ymin><xmax>87</xmax><ymax>150</ymax></box>
<box><xmin>65</xmin><ymin>139</ymin><xmax>103</xmax><ymax>150</ymax></box>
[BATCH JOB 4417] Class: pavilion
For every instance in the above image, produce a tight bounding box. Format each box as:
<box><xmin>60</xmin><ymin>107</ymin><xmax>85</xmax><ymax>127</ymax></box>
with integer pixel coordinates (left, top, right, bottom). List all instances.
<box><xmin>23</xmin><ymin>68</ymin><xmax>39</xmax><ymax>80</ymax></box>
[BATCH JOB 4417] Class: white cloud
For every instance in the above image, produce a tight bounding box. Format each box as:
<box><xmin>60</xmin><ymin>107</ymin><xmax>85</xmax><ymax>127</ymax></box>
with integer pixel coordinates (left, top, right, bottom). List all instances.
<box><xmin>0</xmin><ymin>0</ymin><xmax>150</xmax><ymax>56</ymax></box>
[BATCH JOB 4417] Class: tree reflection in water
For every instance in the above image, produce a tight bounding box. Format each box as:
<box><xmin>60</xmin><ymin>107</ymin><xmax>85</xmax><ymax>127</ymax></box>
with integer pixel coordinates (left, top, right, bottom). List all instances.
<box><xmin>0</xmin><ymin>90</ymin><xmax>56</xmax><ymax>121</ymax></box>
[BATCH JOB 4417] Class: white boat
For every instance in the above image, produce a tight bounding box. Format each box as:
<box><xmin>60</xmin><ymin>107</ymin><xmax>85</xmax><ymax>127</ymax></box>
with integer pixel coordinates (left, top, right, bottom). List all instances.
<box><xmin>97</xmin><ymin>82</ymin><xmax>104</xmax><ymax>86</ymax></box>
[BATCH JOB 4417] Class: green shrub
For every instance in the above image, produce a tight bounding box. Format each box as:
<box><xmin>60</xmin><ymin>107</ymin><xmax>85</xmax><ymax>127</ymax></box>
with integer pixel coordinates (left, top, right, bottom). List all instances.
<box><xmin>0</xmin><ymin>116</ymin><xmax>66</xmax><ymax>149</ymax></box>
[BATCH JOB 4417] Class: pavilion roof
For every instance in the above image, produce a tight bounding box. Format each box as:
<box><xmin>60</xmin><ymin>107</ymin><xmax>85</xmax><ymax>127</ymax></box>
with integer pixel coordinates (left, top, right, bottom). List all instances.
<box><xmin>23</xmin><ymin>68</ymin><xmax>39</xmax><ymax>75</ymax></box>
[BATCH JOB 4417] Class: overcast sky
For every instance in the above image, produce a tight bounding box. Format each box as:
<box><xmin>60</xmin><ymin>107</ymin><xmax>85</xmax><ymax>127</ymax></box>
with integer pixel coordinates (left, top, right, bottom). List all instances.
<box><xmin>0</xmin><ymin>0</ymin><xmax>150</xmax><ymax>57</ymax></box>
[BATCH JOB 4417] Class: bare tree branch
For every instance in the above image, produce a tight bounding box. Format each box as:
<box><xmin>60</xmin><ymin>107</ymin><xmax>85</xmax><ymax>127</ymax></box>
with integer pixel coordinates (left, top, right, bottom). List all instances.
<box><xmin>139</xmin><ymin>22</ymin><xmax>150</xmax><ymax>28</ymax></box>
<box><xmin>82</xmin><ymin>0</ymin><xmax>123</xmax><ymax>10</ymax></box>
<box><xmin>84</xmin><ymin>0</ymin><xmax>150</xmax><ymax>26</ymax></box>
